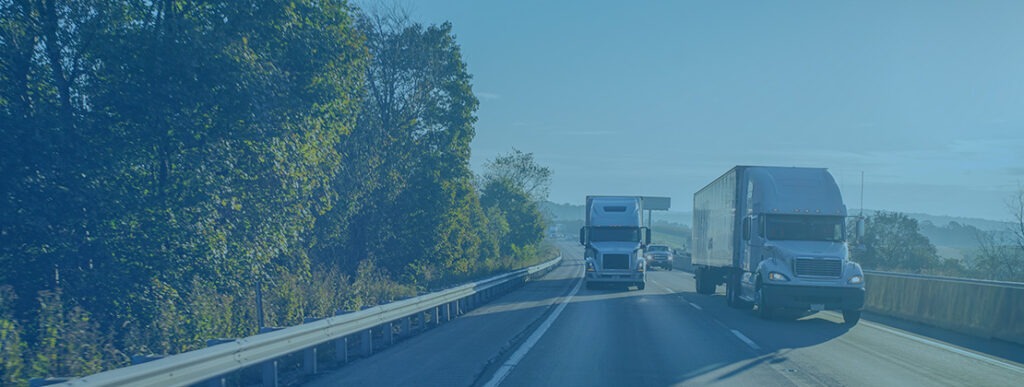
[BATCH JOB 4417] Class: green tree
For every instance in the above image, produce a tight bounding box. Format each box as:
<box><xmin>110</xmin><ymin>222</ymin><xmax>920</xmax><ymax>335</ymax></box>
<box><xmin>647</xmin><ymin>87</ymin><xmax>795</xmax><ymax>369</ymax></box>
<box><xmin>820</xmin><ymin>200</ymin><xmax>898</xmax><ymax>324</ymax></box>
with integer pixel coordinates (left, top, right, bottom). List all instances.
<box><xmin>2</xmin><ymin>0</ymin><xmax>367</xmax><ymax>374</ymax></box>
<box><xmin>482</xmin><ymin>148</ymin><xmax>553</xmax><ymax>202</ymax></box>
<box><xmin>313</xmin><ymin>9</ymin><xmax>483</xmax><ymax>287</ymax></box>
<box><xmin>0</xmin><ymin>286</ymin><xmax>26</xmax><ymax>386</ymax></box>
<box><xmin>854</xmin><ymin>211</ymin><xmax>940</xmax><ymax>271</ymax></box>
<box><xmin>481</xmin><ymin>179</ymin><xmax>545</xmax><ymax>256</ymax></box>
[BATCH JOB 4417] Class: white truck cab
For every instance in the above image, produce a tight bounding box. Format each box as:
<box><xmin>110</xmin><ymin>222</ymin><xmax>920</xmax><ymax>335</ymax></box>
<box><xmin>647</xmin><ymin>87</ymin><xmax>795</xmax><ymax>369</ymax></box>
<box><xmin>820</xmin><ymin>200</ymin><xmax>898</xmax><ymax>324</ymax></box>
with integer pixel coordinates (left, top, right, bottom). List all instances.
<box><xmin>580</xmin><ymin>196</ymin><xmax>650</xmax><ymax>290</ymax></box>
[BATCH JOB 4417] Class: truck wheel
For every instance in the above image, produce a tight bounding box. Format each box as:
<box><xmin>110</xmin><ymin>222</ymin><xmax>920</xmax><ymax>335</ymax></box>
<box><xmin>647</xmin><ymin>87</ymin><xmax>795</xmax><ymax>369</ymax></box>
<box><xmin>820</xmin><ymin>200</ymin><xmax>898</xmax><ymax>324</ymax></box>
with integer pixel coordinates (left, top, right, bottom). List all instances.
<box><xmin>637</xmin><ymin>282</ymin><xmax>646</xmax><ymax>290</ymax></box>
<box><xmin>726</xmin><ymin>281</ymin><xmax>735</xmax><ymax>307</ymax></box>
<box><xmin>756</xmin><ymin>287</ymin><xmax>774</xmax><ymax>320</ymax></box>
<box><xmin>668</xmin><ymin>266</ymin><xmax>673</xmax><ymax>271</ymax></box>
<box><xmin>702</xmin><ymin>275</ymin><xmax>717</xmax><ymax>295</ymax></box>
<box><xmin>842</xmin><ymin>310</ymin><xmax>861</xmax><ymax>326</ymax></box>
<box><xmin>726</xmin><ymin>274</ymin><xmax>752</xmax><ymax>309</ymax></box>
<box><xmin>694</xmin><ymin>271</ymin><xmax>704</xmax><ymax>294</ymax></box>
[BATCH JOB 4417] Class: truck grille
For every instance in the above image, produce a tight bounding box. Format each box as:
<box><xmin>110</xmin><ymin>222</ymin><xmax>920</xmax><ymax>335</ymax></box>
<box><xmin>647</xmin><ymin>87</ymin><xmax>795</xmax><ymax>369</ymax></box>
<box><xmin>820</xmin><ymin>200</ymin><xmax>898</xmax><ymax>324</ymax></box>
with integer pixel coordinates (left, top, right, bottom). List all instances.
<box><xmin>602</xmin><ymin>254</ymin><xmax>629</xmax><ymax>270</ymax></box>
<box><xmin>794</xmin><ymin>258</ymin><xmax>842</xmax><ymax>278</ymax></box>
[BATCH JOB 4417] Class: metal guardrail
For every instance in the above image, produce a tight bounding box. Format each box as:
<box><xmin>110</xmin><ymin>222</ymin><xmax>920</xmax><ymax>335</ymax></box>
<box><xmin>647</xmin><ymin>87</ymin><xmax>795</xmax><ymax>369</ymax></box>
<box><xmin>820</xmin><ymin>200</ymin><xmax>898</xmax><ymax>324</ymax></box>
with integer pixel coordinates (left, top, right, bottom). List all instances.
<box><xmin>58</xmin><ymin>254</ymin><xmax>563</xmax><ymax>387</ymax></box>
<box><xmin>864</xmin><ymin>270</ymin><xmax>1024</xmax><ymax>289</ymax></box>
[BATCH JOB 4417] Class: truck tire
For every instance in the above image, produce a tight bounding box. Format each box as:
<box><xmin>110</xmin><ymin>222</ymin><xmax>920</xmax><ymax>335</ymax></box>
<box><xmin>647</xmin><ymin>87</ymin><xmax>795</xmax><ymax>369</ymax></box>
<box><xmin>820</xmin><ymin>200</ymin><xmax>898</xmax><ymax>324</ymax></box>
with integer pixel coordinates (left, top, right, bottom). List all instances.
<box><xmin>668</xmin><ymin>266</ymin><xmax>673</xmax><ymax>271</ymax></box>
<box><xmin>702</xmin><ymin>274</ymin><xmax>717</xmax><ymax>295</ymax></box>
<box><xmin>726</xmin><ymin>273</ymin><xmax>752</xmax><ymax>310</ymax></box>
<box><xmin>695</xmin><ymin>269</ymin><xmax>714</xmax><ymax>295</ymax></box>
<box><xmin>842</xmin><ymin>310</ymin><xmax>861</xmax><ymax>326</ymax></box>
<box><xmin>756</xmin><ymin>287</ymin><xmax>774</xmax><ymax>320</ymax></box>
<box><xmin>637</xmin><ymin>282</ymin><xmax>646</xmax><ymax>290</ymax></box>
<box><xmin>726</xmin><ymin>280</ymin><xmax>736</xmax><ymax>307</ymax></box>
<box><xmin>694</xmin><ymin>270</ymin><xmax>704</xmax><ymax>294</ymax></box>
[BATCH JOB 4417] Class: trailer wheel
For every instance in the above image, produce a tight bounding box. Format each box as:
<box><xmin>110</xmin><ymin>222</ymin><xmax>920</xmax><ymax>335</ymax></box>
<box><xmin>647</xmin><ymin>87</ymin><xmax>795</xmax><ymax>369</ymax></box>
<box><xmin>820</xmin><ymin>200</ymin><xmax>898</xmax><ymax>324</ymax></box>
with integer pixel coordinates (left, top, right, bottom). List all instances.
<box><xmin>700</xmin><ymin>272</ymin><xmax>717</xmax><ymax>295</ymax></box>
<box><xmin>726</xmin><ymin>280</ymin><xmax>735</xmax><ymax>306</ymax></box>
<box><xmin>842</xmin><ymin>310</ymin><xmax>861</xmax><ymax>326</ymax></box>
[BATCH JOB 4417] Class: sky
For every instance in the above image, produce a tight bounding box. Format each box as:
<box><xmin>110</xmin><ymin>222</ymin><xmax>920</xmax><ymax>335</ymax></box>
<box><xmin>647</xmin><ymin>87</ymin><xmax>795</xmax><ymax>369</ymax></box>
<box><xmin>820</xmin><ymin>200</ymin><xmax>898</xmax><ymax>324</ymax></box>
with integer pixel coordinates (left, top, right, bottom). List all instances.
<box><xmin>396</xmin><ymin>0</ymin><xmax>1024</xmax><ymax>221</ymax></box>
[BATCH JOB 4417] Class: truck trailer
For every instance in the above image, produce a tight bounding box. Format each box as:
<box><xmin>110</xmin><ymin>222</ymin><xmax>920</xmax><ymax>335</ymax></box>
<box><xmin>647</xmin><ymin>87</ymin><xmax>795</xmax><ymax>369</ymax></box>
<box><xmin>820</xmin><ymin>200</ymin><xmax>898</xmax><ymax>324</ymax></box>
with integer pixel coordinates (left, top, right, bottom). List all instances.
<box><xmin>579</xmin><ymin>196</ymin><xmax>651</xmax><ymax>290</ymax></box>
<box><xmin>691</xmin><ymin>166</ymin><xmax>865</xmax><ymax>324</ymax></box>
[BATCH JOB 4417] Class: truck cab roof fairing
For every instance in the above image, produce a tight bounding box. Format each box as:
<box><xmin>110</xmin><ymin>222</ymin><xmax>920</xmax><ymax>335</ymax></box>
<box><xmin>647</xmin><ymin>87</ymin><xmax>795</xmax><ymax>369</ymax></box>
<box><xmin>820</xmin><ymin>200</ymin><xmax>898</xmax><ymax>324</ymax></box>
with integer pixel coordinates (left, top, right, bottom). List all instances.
<box><xmin>588</xmin><ymin>197</ymin><xmax>642</xmax><ymax>227</ymax></box>
<box><xmin>747</xmin><ymin>167</ymin><xmax>847</xmax><ymax>217</ymax></box>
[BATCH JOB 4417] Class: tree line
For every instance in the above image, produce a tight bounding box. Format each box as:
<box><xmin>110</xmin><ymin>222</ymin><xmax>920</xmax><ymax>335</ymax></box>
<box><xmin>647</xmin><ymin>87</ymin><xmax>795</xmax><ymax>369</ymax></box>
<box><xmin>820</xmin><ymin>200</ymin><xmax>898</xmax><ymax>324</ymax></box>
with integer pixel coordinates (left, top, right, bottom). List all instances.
<box><xmin>850</xmin><ymin>193</ymin><xmax>1024</xmax><ymax>282</ymax></box>
<box><xmin>0</xmin><ymin>1</ymin><xmax>549</xmax><ymax>384</ymax></box>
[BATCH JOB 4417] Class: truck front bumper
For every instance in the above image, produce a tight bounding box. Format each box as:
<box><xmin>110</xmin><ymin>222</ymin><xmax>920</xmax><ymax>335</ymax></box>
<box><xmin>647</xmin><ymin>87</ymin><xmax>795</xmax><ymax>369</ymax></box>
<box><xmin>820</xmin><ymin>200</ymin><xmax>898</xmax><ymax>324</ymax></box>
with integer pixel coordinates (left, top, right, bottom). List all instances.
<box><xmin>648</xmin><ymin>259</ymin><xmax>672</xmax><ymax>269</ymax></box>
<box><xmin>586</xmin><ymin>271</ymin><xmax>645</xmax><ymax>283</ymax></box>
<box><xmin>763</xmin><ymin>284</ymin><xmax>865</xmax><ymax>311</ymax></box>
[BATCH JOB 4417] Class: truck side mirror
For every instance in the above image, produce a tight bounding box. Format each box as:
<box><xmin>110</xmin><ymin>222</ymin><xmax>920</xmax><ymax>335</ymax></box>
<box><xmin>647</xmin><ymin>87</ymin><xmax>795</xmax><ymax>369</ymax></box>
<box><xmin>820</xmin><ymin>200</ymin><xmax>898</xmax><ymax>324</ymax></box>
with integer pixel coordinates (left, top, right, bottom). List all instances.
<box><xmin>644</xmin><ymin>227</ymin><xmax>651</xmax><ymax>245</ymax></box>
<box><xmin>579</xmin><ymin>227</ymin><xmax>587</xmax><ymax>245</ymax></box>
<box><xmin>856</xmin><ymin>218</ymin><xmax>865</xmax><ymax>239</ymax></box>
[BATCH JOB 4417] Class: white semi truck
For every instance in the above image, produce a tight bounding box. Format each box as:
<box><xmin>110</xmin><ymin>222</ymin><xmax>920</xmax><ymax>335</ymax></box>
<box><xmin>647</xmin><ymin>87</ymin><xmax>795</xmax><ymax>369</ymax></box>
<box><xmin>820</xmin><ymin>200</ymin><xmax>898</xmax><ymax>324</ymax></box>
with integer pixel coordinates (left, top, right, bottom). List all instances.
<box><xmin>579</xmin><ymin>196</ymin><xmax>650</xmax><ymax>290</ymax></box>
<box><xmin>692</xmin><ymin>166</ymin><xmax>866</xmax><ymax>324</ymax></box>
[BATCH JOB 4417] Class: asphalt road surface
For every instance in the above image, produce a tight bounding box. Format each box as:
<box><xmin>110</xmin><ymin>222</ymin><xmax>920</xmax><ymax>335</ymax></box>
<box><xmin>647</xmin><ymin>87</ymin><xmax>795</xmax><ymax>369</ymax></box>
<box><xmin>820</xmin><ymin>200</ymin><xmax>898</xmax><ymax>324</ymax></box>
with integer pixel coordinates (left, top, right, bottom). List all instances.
<box><xmin>305</xmin><ymin>241</ymin><xmax>1024</xmax><ymax>386</ymax></box>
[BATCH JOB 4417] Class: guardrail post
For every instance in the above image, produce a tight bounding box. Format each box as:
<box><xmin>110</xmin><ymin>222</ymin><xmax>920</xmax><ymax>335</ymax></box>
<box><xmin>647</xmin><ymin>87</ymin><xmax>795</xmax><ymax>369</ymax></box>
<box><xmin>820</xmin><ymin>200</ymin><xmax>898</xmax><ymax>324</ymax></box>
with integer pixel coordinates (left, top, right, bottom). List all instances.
<box><xmin>335</xmin><ymin>336</ymin><xmax>348</xmax><ymax>364</ymax></box>
<box><xmin>262</xmin><ymin>359</ymin><xmax>278</xmax><ymax>387</ymax></box>
<box><xmin>444</xmin><ymin>302</ymin><xmax>452</xmax><ymax>321</ymax></box>
<box><xmin>433</xmin><ymin>306</ymin><xmax>441</xmax><ymax>326</ymax></box>
<box><xmin>303</xmin><ymin>346</ymin><xmax>318</xmax><ymax>375</ymax></box>
<box><xmin>403</xmin><ymin>316</ymin><xmax>412</xmax><ymax>336</ymax></box>
<box><xmin>385</xmin><ymin>321</ymin><xmax>395</xmax><ymax>345</ymax></box>
<box><xmin>301</xmin><ymin>317</ymin><xmax>320</xmax><ymax>375</ymax></box>
<box><xmin>360</xmin><ymin>328</ymin><xmax>373</xmax><ymax>356</ymax></box>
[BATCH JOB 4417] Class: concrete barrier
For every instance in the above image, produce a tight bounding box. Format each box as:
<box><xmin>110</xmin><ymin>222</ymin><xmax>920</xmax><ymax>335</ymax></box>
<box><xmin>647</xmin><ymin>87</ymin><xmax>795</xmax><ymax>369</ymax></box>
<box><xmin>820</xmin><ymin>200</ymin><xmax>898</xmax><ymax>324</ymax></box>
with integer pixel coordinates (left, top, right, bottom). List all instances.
<box><xmin>864</xmin><ymin>271</ymin><xmax>1024</xmax><ymax>346</ymax></box>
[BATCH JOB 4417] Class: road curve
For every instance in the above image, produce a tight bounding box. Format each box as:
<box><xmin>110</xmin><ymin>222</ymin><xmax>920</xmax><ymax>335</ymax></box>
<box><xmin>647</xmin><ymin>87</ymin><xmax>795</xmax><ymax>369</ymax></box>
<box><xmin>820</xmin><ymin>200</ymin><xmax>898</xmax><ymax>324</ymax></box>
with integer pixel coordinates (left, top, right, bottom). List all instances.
<box><xmin>305</xmin><ymin>241</ymin><xmax>1024</xmax><ymax>386</ymax></box>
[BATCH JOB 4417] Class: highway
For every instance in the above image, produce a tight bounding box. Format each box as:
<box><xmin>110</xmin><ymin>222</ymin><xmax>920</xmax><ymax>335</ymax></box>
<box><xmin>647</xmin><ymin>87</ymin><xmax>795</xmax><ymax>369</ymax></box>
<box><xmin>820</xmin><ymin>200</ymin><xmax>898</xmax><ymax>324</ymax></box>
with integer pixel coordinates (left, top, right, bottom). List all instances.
<box><xmin>305</xmin><ymin>241</ymin><xmax>1024</xmax><ymax>386</ymax></box>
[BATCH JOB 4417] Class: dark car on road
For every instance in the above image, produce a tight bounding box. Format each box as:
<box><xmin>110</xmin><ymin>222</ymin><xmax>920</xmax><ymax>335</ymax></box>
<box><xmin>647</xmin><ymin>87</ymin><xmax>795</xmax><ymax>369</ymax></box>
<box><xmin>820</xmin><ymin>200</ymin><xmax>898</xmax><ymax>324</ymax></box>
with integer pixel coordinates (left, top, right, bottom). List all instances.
<box><xmin>645</xmin><ymin>244</ymin><xmax>674</xmax><ymax>270</ymax></box>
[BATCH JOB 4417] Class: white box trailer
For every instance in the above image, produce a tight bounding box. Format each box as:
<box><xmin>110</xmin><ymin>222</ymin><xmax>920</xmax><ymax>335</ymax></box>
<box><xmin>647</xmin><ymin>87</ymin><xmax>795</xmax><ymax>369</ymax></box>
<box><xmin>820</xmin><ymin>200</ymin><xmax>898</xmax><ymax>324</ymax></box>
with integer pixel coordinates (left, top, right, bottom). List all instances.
<box><xmin>692</xmin><ymin>166</ymin><xmax>866</xmax><ymax>324</ymax></box>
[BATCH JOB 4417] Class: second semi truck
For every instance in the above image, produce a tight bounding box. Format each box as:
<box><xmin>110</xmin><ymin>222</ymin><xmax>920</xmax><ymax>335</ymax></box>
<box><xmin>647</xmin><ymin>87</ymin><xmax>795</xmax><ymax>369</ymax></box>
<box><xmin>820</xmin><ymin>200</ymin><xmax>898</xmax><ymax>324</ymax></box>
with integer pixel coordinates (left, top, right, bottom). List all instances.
<box><xmin>692</xmin><ymin>166</ymin><xmax>865</xmax><ymax>324</ymax></box>
<box><xmin>579</xmin><ymin>196</ymin><xmax>650</xmax><ymax>290</ymax></box>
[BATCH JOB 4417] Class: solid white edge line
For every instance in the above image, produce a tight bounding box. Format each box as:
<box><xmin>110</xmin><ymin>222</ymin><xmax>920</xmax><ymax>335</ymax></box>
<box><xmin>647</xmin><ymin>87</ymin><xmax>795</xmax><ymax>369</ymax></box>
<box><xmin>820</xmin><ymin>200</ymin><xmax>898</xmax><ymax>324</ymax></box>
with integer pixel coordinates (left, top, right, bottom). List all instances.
<box><xmin>483</xmin><ymin>264</ymin><xmax>584</xmax><ymax>387</ymax></box>
<box><xmin>731</xmin><ymin>329</ymin><xmax>761</xmax><ymax>351</ymax></box>
<box><xmin>858</xmin><ymin>319</ymin><xmax>1024</xmax><ymax>374</ymax></box>
<box><xmin>689</xmin><ymin>302</ymin><xmax>703</xmax><ymax>311</ymax></box>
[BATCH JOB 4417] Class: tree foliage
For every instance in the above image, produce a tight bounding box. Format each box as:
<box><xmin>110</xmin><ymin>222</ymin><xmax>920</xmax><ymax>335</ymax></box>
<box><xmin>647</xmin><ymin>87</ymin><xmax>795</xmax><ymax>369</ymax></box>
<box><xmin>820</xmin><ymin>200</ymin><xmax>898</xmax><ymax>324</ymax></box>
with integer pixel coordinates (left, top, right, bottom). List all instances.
<box><xmin>0</xmin><ymin>2</ymin><xmax>552</xmax><ymax>382</ymax></box>
<box><xmin>482</xmin><ymin>148</ymin><xmax>553</xmax><ymax>202</ymax></box>
<box><xmin>853</xmin><ymin>211</ymin><xmax>940</xmax><ymax>271</ymax></box>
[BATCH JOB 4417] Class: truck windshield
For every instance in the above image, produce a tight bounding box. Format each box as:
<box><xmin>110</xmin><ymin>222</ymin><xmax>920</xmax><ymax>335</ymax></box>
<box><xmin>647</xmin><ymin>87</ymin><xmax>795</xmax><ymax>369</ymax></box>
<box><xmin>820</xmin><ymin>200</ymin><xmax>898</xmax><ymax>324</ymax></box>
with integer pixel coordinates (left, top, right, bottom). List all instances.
<box><xmin>589</xmin><ymin>227</ymin><xmax>641</xmax><ymax>242</ymax></box>
<box><xmin>765</xmin><ymin>215</ymin><xmax>844</xmax><ymax>242</ymax></box>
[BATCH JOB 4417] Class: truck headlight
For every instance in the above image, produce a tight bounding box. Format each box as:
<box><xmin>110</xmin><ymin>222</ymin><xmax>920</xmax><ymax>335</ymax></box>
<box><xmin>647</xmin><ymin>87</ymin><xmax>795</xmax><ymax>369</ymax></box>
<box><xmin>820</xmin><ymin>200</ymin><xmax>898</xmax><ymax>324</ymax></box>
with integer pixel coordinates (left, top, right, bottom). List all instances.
<box><xmin>848</xmin><ymin>275</ymin><xmax>863</xmax><ymax>285</ymax></box>
<box><xmin>586</xmin><ymin>261</ymin><xmax>596</xmax><ymax>272</ymax></box>
<box><xmin>768</xmin><ymin>272</ymin><xmax>789</xmax><ymax>282</ymax></box>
